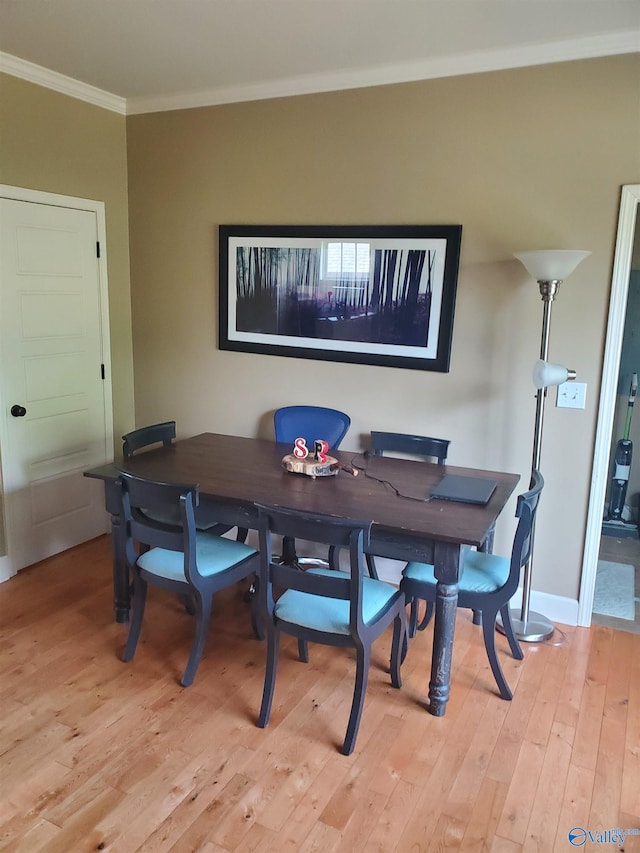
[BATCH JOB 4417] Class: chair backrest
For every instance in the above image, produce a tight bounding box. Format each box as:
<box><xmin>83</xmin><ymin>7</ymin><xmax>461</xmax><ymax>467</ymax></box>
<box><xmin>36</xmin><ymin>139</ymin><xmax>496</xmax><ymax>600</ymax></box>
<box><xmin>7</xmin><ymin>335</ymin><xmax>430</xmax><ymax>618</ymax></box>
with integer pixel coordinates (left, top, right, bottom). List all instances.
<box><xmin>274</xmin><ymin>406</ymin><xmax>351</xmax><ymax>450</ymax></box>
<box><xmin>256</xmin><ymin>502</ymin><xmax>371</xmax><ymax>635</ymax></box>
<box><xmin>122</xmin><ymin>421</ymin><xmax>176</xmax><ymax>458</ymax></box>
<box><xmin>503</xmin><ymin>469</ymin><xmax>544</xmax><ymax>597</ymax></box>
<box><xmin>117</xmin><ymin>471</ymin><xmax>204</xmax><ymax>584</ymax></box>
<box><xmin>370</xmin><ymin>431</ymin><xmax>450</xmax><ymax>464</ymax></box>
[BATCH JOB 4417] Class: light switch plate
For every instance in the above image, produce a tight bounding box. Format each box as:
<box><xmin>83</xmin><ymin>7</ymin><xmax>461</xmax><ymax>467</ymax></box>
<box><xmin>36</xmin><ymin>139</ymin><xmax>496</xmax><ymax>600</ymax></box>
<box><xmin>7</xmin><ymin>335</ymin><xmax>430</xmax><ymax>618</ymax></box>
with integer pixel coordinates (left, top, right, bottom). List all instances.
<box><xmin>557</xmin><ymin>381</ymin><xmax>587</xmax><ymax>409</ymax></box>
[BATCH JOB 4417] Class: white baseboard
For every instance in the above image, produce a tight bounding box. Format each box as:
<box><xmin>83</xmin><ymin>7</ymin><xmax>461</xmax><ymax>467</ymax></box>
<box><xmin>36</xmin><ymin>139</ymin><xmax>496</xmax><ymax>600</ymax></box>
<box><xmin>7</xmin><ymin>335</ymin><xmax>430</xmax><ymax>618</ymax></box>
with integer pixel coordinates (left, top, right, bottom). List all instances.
<box><xmin>512</xmin><ymin>587</ymin><xmax>579</xmax><ymax>627</ymax></box>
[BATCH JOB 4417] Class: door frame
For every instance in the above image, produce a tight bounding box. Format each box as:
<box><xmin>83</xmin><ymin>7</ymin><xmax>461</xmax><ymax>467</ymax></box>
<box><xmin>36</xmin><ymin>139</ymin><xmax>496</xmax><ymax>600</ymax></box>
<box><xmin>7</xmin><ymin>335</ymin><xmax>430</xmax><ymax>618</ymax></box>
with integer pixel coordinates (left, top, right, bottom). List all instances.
<box><xmin>578</xmin><ymin>184</ymin><xmax>640</xmax><ymax>625</ymax></box>
<box><xmin>0</xmin><ymin>185</ymin><xmax>114</xmax><ymax>582</ymax></box>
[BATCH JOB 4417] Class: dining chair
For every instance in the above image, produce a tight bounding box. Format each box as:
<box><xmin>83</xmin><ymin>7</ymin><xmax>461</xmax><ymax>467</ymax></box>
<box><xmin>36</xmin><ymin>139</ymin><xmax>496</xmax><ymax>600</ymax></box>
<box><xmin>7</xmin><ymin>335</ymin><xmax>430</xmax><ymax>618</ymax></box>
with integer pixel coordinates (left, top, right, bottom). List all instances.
<box><xmin>117</xmin><ymin>471</ymin><xmax>262</xmax><ymax>687</ymax></box>
<box><xmin>122</xmin><ymin>420</ymin><xmax>176</xmax><ymax>457</ymax></box>
<box><xmin>274</xmin><ymin>405</ymin><xmax>351</xmax><ymax>452</ymax></box>
<box><xmin>366</xmin><ymin>429</ymin><xmax>492</xmax><ymax>631</ymax></box>
<box><xmin>122</xmin><ymin>421</ymin><xmax>248</xmax><ymax>542</ymax></box>
<box><xmin>273</xmin><ymin>404</ymin><xmax>351</xmax><ymax>567</ymax></box>
<box><xmin>255</xmin><ymin>502</ymin><xmax>406</xmax><ymax>755</ymax></box>
<box><xmin>338</xmin><ymin>431</ymin><xmax>450</xmax><ymax>592</ymax></box>
<box><xmin>400</xmin><ymin>469</ymin><xmax>544</xmax><ymax>700</ymax></box>
<box><xmin>370</xmin><ymin>430</ymin><xmax>450</xmax><ymax>463</ymax></box>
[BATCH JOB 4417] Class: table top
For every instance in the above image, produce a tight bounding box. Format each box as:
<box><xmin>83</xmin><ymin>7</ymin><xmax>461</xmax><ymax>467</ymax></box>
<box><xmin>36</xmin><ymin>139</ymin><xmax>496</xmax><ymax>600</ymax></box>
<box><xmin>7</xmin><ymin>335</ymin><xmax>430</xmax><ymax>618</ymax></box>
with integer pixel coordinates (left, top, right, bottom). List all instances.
<box><xmin>86</xmin><ymin>432</ymin><xmax>519</xmax><ymax>548</ymax></box>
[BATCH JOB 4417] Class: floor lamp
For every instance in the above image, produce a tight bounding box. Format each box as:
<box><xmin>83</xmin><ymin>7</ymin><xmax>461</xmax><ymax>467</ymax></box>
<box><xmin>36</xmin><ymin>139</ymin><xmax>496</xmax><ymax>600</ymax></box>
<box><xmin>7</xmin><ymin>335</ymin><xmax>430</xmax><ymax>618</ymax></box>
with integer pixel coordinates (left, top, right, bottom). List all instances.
<box><xmin>505</xmin><ymin>249</ymin><xmax>591</xmax><ymax>642</ymax></box>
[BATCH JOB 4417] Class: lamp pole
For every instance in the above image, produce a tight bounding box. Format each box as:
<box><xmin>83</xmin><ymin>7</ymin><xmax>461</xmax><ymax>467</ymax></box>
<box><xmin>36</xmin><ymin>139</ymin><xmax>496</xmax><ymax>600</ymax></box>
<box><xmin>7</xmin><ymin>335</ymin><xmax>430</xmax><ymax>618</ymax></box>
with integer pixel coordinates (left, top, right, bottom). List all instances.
<box><xmin>512</xmin><ymin>279</ymin><xmax>558</xmax><ymax>641</ymax></box>
<box><xmin>500</xmin><ymin>250</ymin><xmax>590</xmax><ymax>642</ymax></box>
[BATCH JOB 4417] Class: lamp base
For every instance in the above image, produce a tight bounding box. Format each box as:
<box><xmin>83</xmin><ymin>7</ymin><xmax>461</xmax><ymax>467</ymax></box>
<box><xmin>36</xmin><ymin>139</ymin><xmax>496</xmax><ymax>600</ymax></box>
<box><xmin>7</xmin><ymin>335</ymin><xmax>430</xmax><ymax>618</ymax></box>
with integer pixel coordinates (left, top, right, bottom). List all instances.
<box><xmin>496</xmin><ymin>609</ymin><xmax>555</xmax><ymax>642</ymax></box>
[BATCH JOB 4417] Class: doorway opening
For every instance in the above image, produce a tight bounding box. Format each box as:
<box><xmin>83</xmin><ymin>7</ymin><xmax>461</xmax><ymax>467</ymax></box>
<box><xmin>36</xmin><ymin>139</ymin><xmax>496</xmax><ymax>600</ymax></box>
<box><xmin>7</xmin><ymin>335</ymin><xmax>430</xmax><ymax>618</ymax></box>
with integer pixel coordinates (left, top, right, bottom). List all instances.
<box><xmin>580</xmin><ymin>185</ymin><xmax>640</xmax><ymax>631</ymax></box>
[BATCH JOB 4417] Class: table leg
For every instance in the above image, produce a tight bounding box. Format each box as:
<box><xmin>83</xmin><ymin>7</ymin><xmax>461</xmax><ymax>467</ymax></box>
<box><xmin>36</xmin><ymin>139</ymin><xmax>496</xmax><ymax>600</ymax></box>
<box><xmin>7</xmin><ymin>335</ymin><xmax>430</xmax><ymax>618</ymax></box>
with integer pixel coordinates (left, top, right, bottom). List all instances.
<box><xmin>102</xmin><ymin>479</ymin><xmax>130</xmax><ymax>623</ymax></box>
<box><xmin>110</xmin><ymin>511</ymin><xmax>130</xmax><ymax>622</ymax></box>
<box><xmin>428</xmin><ymin>541</ymin><xmax>463</xmax><ymax>716</ymax></box>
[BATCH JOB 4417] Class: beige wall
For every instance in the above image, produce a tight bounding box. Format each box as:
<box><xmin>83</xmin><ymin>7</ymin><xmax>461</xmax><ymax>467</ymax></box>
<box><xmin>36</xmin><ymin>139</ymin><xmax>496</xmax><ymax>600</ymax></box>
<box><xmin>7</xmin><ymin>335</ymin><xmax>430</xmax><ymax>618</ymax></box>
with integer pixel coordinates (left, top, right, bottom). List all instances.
<box><xmin>127</xmin><ymin>54</ymin><xmax>639</xmax><ymax>602</ymax></box>
<box><xmin>0</xmin><ymin>73</ymin><xmax>135</xmax><ymax>448</ymax></box>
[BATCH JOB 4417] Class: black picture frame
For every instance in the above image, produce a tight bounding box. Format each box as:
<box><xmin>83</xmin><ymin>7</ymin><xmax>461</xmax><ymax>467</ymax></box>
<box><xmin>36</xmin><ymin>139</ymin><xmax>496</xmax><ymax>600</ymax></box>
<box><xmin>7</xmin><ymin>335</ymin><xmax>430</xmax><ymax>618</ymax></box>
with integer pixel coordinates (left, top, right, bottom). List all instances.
<box><xmin>218</xmin><ymin>224</ymin><xmax>462</xmax><ymax>371</ymax></box>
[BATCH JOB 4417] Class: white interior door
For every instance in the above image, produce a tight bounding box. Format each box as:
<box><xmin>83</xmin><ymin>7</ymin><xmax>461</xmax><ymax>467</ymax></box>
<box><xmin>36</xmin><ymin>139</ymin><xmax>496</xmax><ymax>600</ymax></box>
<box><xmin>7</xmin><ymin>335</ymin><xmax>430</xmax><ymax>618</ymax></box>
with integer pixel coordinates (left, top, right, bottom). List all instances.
<box><xmin>0</xmin><ymin>191</ymin><xmax>113</xmax><ymax>580</ymax></box>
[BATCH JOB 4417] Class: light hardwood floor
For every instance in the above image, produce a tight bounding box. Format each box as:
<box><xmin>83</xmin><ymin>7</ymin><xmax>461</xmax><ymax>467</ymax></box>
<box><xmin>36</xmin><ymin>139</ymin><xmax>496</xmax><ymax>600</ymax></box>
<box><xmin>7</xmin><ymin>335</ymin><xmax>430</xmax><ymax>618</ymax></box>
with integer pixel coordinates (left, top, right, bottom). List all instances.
<box><xmin>2</xmin><ymin>535</ymin><xmax>639</xmax><ymax>852</ymax></box>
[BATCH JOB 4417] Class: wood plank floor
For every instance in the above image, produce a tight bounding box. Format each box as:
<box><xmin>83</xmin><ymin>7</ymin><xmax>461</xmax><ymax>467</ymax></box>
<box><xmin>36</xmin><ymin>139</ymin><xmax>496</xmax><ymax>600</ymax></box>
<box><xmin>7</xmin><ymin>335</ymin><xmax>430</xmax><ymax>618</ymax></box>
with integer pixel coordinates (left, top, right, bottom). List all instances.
<box><xmin>1</xmin><ymin>535</ymin><xmax>639</xmax><ymax>852</ymax></box>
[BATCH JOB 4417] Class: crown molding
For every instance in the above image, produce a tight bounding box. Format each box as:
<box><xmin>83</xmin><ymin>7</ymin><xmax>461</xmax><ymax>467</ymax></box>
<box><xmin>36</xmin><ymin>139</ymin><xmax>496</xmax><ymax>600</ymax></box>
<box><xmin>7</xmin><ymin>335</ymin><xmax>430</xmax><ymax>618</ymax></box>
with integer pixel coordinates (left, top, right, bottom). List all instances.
<box><xmin>127</xmin><ymin>29</ymin><xmax>639</xmax><ymax>114</ymax></box>
<box><xmin>0</xmin><ymin>52</ymin><xmax>126</xmax><ymax>115</ymax></box>
<box><xmin>2</xmin><ymin>29</ymin><xmax>638</xmax><ymax>117</ymax></box>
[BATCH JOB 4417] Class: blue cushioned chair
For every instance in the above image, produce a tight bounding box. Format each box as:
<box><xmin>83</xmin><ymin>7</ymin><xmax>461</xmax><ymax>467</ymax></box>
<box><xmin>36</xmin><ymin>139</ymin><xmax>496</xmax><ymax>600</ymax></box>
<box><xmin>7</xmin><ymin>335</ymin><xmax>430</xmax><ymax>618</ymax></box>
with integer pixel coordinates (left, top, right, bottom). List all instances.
<box><xmin>273</xmin><ymin>405</ymin><xmax>351</xmax><ymax>567</ymax></box>
<box><xmin>122</xmin><ymin>421</ymin><xmax>248</xmax><ymax>542</ymax></box>
<box><xmin>366</xmin><ymin>430</ymin><xmax>490</xmax><ymax>630</ymax></box>
<box><xmin>400</xmin><ymin>470</ymin><xmax>544</xmax><ymax>700</ymax></box>
<box><xmin>363</xmin><ymin>431</ymin><xmax>450</xmax><ymax>586</ymax></box>
<box><xmin>118</xmin><ymin>471</ymin><xmax>262</xmax><ymax>687</ymax></box>
<box><xmin>255</xmin><ymin>503</ymin><xmax>406</xmax><ymax>755</ymax></box>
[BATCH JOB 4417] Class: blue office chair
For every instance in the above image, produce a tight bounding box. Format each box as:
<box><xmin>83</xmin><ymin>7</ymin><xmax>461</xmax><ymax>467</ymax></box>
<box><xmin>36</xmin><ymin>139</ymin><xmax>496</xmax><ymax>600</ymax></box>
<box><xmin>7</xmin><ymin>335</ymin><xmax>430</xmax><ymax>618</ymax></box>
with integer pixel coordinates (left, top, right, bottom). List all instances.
<box><xmin>274</xmin><ymin>405</ymin><xmax>351</xmax><ymax>567</ymax></box>
<box><xmin>400</xmin><ymin>470</ymin><xmax>544</xmax><ymax>700</ymax></box>
<box><xmin>118</xmin><ymin>472</ymin><xmax>262</xmax><ymax>686</ymax></box>
<box><xmin>274</xmin><ymin>405</ymin><xmax>351</xmax><ymax>452</ymax></box>
<box><xmin>255</xmin><ymin>502</ymin><xmax>405</xmax><ymax>755</ymax></box>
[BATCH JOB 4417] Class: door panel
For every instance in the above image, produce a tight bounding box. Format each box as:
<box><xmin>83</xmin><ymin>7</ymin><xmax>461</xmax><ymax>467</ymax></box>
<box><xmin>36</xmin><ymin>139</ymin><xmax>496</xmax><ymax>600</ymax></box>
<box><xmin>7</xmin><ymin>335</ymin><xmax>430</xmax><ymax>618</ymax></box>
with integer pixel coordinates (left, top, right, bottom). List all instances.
<box><xmin>0</xmin><ymin>197</ymin><xmax>110</xmax><ymax>574</ymax></box>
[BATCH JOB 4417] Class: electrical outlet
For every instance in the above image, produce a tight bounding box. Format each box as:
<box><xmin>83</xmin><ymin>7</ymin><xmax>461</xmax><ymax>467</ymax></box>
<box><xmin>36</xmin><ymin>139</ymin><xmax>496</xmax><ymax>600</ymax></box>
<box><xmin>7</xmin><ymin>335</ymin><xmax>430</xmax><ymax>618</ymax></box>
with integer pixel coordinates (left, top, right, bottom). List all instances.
<box><xmin>557</xmin><ymin>381</ymin><xmax>587</xmax><ymax>409</ymax></box>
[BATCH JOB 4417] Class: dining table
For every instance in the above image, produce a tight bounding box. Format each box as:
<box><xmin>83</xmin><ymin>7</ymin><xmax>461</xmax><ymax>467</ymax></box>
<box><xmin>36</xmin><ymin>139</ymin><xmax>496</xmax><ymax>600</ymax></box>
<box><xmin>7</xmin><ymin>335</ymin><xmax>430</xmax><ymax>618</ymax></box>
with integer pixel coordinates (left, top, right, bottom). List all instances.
<box><xmin>85</xmin><ymin>432</ymin><xmax>519</xmax><ymax>717</ymax></box>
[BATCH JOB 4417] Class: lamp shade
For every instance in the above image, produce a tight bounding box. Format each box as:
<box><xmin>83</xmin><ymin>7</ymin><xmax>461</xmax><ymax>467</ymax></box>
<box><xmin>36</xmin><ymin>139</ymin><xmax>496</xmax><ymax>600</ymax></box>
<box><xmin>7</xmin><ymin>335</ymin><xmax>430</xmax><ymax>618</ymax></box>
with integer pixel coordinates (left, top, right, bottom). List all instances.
<box><xmin>532</xmin><ymin>359</ymin><xmax>577</xmax><ymax>389</ymax></box>
<box><xmin>514</xmin><ymin>249</ymin><xmax>591</xmax><ymax>281</ymax></box>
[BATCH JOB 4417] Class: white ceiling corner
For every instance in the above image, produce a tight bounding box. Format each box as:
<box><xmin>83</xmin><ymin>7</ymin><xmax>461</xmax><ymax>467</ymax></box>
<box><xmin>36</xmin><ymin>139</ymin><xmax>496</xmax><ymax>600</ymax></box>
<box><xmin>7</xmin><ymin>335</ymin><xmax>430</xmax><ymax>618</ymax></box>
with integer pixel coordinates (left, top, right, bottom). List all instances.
<box><xmin>0</xmin><ymin>1</ymin><xmax>638</xmax><ymax>115</ymax></box>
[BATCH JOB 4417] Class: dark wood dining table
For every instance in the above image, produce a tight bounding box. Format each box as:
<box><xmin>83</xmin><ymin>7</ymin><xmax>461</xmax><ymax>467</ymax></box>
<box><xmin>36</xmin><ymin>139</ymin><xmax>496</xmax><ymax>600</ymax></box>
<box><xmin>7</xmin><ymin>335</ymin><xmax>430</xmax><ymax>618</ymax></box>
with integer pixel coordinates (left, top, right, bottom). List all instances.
<box><xmin>85</xmin><ymin>432</ymin><xmax>519</xmax><ymax>717</ymax></box>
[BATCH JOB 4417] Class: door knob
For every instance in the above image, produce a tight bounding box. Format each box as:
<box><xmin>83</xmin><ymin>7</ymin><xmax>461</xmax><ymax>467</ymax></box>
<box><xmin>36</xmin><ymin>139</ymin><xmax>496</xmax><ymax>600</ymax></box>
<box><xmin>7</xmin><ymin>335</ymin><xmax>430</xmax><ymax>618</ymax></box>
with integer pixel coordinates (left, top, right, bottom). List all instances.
<box><xmin>11</xmin><ymin>405</ymin><xmax>27</xmax><ymax>417</ymax></box>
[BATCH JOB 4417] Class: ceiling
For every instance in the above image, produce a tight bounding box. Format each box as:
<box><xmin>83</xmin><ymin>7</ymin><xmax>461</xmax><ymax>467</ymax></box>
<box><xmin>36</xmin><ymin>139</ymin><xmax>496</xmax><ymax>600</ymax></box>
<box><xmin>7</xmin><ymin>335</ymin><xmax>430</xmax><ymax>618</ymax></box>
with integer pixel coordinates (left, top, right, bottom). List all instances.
<box><xmin>1</xmin><ymin>0</ymin><xmax>638</xmax><ymax>114</ymax></box>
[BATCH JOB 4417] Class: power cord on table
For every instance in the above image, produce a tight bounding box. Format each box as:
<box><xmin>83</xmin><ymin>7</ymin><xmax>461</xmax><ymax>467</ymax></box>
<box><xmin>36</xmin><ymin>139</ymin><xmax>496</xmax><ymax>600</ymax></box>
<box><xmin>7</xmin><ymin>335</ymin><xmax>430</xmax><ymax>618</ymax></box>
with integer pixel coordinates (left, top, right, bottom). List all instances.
<box><xmin>349</xmin><ymin>451</ymin><xmax>434</xmax><ymax>503</ymax></box>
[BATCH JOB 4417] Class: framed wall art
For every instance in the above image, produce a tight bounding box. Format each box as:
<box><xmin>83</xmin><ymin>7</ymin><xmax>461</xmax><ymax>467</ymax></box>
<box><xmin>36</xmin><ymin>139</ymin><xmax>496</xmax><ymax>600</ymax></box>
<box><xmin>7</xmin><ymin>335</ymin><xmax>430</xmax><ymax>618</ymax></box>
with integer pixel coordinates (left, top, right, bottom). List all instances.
<box><xmin>218</xmin><ymin>224</ymin><xmax>462</xmax><ymax>371</ymax></box>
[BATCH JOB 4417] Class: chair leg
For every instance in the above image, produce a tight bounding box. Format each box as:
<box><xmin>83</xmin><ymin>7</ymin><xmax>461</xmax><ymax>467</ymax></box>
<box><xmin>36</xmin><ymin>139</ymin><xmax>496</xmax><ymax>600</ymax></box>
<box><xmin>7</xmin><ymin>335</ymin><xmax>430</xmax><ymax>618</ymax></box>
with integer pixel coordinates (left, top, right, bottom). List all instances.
<box><xmin>343</xmin><ymin>644</ymin><xmax>370</xmax><ymax>755</ymax></box>
<box><xmin>408</xmin><ymin>598</ymin><xmax>419</xmax><ymax>638</ymax></box>
<box><xmin>401</xmin><ymin>625</ymin><xmax>409</xmax><ymax>664</ymax></box>
<box><xmin>481</xmin><ymin>609</ymin><xmax>513</xmax><ymax>700</ymax></box>
<box><xmin>409</xmin><ymin>598</ymin><xmax>433</xmax><ymax>638</ymax></box>
<box><xmin>181</xmin><ymin>594</ymin><xmax>212</xmax><ymax>687</ymax></box>
<box><xmin>122</xmin><ymin>576</ymin><xmax>147</xmax><ymax>662</ymax></box>
<box><xmin>258</xmin><ymin>625</ymin><xmax>280</xmax><ymax>728</ymax></box>
<box><xmin>236</xmin><ymin>527</ymin><xmax>249</xmax><ymax>543</ymax></box>
<box><xmin>390</xmin><ymin>611</ymin><xmax>405</xmax><ymax>689</ymax></box>
<box><xmin>250</xmin><ymin>580</ymin><xmax>265</xmax><ymax>641</ymax></box>
<box><xmin>280</xmin><ymin>536</ymin><xmax>298</xmax><ymax>565</ymax></box>
<box><xmin>181</xmin><ymin>593</ymin><xmax>196</xmax><ymax>615</ymax></box>
<box><xmin>499</xmin><ymin>604</ymin><xmax>524</xmax><ymax>660</ymax></box>
<box><xmin>298</xmin><ymin>638</ymin><xmax>309</xmax><ymax>663</ymax></box>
